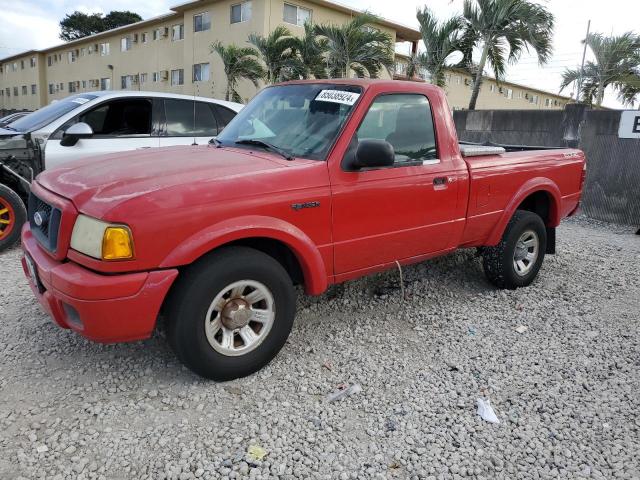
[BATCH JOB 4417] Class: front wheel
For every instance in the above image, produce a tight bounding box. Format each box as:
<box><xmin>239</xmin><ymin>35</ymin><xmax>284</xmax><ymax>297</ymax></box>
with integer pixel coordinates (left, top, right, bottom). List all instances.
<box><xmin>166</xmin><ymin>246</ymin><xmax>296</xmax><ymax>380</ymax></box>
<box><xmin>0</xmin><ymin>184</ymin><xmax>27</xmax><ymax>253</ymax></box>
<box><xmin>482</xmin><ymin>210</ymin><xmax>547</xmax><ymax>289</ymax></box>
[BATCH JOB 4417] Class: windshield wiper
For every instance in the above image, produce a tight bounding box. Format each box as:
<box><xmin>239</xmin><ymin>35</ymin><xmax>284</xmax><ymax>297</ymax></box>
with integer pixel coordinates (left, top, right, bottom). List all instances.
<box><xmin>235</xmin><ymin>139</ymin><xmax>294</xmax><ymax>160</ymax></box>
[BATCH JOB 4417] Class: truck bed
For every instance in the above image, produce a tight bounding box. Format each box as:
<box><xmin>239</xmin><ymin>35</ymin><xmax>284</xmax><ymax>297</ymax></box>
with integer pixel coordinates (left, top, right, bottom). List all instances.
<box><xmin>460</xmin><ymin>147</ymin><xmax>585</xmax><ymax>247</ymax></box>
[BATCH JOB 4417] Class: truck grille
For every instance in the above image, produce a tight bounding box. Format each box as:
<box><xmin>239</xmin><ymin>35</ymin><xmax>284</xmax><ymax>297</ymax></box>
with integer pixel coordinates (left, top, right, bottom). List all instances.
<box><xmin>28</xmin><ymin>192</ymin><xmax>61</xmax><ymax>252</ymax></box>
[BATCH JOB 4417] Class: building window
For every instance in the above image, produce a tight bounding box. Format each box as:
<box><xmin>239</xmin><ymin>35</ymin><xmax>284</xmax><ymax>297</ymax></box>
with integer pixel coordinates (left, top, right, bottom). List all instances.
<box><xmin>140</xmin><ymin>73</ymin><xmax>148</xmax><ymax>84</ymax></box>
<box><xmin>20</xmin><ymin>60</ymin><xmax>25</xmax><ymax>69</ymax></box>
<box><xmin>12</xmin><ymin>62</ymin><xmax>17</xmax><ymax>71</ymax></box>
<box><xmin>59</xmin><ymin>83</ymin><xmax>64</xmax><ymax>91</ymax></box>
<box><xmin>121</xmin><ymin>37</ymin><xmax>132</xmax><ymax>51</ymax></box>
<box><xmin>193</xmin><ymin>63</ymin><xmax>210</xmax><ymax>82</ymax></box>
<box><xmin>13</xmin><ymin>87</ymin><xmax>19</xmax><ymax>96</ymax></box>
<box><xmin>489</xmin><ymin>84</ymin><xmax>495</xmax><ymax>93</ymax></box>
<box><xmin>68</xmin><ymin>82</ymin><xmax>77</xmax><ymax>93</ymax></box>
<box><xmin>100</xmin><ymin>78</ymin><xmax>111</xmax><ymax>90</ymax></box>
<box><xmin>30</xmin><ymin>57</ymin><xmax>36</xmax><ymax>67</ymax></box>
<box><xmin>48</xmin><ymin>84</ymin><xmax>54</xmax><ymax>95</ymax></box>
<box><xmin>507</xmin><ymin>88</ymin><xmax>513</xmax><ymax>99</ymax></box>
<box><xmin>100</xmin><ymin>43</ymin><xmax>110</xmax><ymax>56</ymax></box>
<box><xmin>171</xmin><ymin>69</ymin><xmax>184</xmax><ymax>86</ymax></box>
<box><xmin>142</xmin><ymin>32</ymin><xmax>148</xmax><ymax>43</ymax></box>
<box><xmin>82</xmin><ymin>80</ymin><xmax>87</xmax><ymax>89</ymax></box>
<box><xmin>152</xmin><ymin>71</ymin><xmax>159</xmax><ymax>82</ymax></box>
<box><xmin>231</xmin><ymin>1</ymin><xmax>252</xmax><ymax>23</ymax></box>
<box><xmin>22</xmin><ymin>85</ymin><xmax>27</xmax><ymax>95</ymax></box>
<box><xmin>172</xmin><ymin>24</ymin><xmax>184</xmax><ymax>41</ymax></box>
<box><xmin>194</xmin><ymin>12</ymin><xmax>211</xmax><ymax>32</ymax></box>
<box><xmin>121</xmin><ymin>75</ymin><xmax>133</xmax><ymax>89</ymax></box>
<box><xmin>31</xmin><ymin>84</ymin><xmax>36</xmax><ymax>95</ymax></box>
<box><xmin>283</xmin><ymin>3</ymin><xmax>311</xmax><ymax>26</ymax></box>
<box><xmin>68</xmin><ymin>50</ymin><xmax>77</xmax><ymax>63</ymax></box>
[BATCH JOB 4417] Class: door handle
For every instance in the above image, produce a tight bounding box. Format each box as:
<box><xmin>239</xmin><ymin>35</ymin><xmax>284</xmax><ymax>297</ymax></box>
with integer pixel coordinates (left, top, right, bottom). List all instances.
<box><xmin>433</xmin><ymin>177</ymin><xmax>448</xmax><ymax>186</ymax></box>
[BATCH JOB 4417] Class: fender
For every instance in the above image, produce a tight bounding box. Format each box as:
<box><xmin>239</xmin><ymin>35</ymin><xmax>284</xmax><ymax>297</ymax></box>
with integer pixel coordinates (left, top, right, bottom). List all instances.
<box><xmin>159</xmin><ymin>215</ymin><xmax>329</xmax><ymax>295</ymax></box>
<box><xmin>485</xmin><ymin>177</ymin><xmax>561</xmax><ymax>246</ymax></box>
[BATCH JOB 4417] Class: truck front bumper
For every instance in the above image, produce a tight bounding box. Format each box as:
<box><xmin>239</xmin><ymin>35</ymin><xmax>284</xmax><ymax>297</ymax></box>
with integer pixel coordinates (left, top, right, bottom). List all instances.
<box><xmin>21</xmin><ymin>225</ymin><xmax>179</xmax><ymax>343</ymax></box>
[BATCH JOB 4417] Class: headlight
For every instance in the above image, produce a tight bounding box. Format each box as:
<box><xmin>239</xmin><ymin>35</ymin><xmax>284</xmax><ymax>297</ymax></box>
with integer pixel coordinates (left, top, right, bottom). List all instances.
<box><xmin>70</xmin><ymin>214</ymin><xmax>134</xmax><ymax>260</ymax></box>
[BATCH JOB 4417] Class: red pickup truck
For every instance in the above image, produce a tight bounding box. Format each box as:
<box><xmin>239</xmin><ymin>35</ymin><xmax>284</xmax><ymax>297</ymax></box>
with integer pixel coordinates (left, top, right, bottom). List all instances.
<box><xmin>21</xmin><ymin>80</ymin><xmax>585</xmax><ymax>380</ymax></box>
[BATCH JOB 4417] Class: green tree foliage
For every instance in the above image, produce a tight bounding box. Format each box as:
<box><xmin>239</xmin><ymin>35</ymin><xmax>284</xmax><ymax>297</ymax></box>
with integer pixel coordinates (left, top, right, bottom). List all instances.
<box><xmin>460</xmin><ymin>0</ymin><xmax>554</xmax><ymax>110</ymax></box>
<box><xmin>560</xmin><ymin>32</ymin><xmax>640</xmax><ymax>108</ymax></box>
<box><xmin>59</xmin><ymin>10</ymin><xmax>142</xmax><ymax>41</ymax></box>
<box><xmin>314</xmin><ymin>13</ymin><xmax>394</xmax><ymax>79</ymax></box>
<box><xmin>415</xmin><ymin>7</ymin><xmax>465</xmax><ymax>87</ymax></box>
<box><xmin>210</xmin><ymin>41</ymin><xmax>266</xmax><ymax>102</ymax></box>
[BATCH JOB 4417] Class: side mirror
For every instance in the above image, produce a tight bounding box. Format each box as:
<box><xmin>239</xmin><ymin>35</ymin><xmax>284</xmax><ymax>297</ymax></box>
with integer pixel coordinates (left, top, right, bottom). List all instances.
<box><xmin>60</xmin><ymin>122</ymin><xmax>93</xmax><ymax>147</ymax></box>
<box><xmin>345</xmin><ymin>139</ymin><xmax>395</xmax><ymax>170</ymax></box>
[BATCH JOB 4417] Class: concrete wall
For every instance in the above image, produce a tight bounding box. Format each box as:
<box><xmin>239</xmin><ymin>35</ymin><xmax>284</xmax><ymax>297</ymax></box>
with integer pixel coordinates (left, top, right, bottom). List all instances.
<box><xmin>454</xmin><ymin>106</ymin><xmax>640</xmax><ymax>226</ymax></box>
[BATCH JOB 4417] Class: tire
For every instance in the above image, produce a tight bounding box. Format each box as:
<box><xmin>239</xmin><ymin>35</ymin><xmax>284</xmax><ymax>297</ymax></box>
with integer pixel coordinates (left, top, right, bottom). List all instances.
<box><xmin>166</xmin><ymin>246</ymin><xmax>296</xmax><ymax>381</ymax></box>
<box><xmin>0</xmin><ymin>184</ymin><xmax>27</xmax><ymax>253</ymax></box>
<box><xmin>482</xmin><ymin>210</ymin><xmax>547</xmax><ymax>290</ymax></box>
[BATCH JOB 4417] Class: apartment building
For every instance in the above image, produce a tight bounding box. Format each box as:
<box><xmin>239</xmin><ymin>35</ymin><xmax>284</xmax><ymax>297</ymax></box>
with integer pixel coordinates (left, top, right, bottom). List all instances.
<box><xmin>0</xmin><ymin>0</ymin><xmax>420</xmax><ymax>112</ymax></box>
<box><xmin>0</xmin><ymin>0</ymin><xmax>570</xmax><ymax>113</ymax></box>
<box><xmin>393</xmin><ymin>60</ymin><xmax>571</xmax><ymax>111</ymax></box>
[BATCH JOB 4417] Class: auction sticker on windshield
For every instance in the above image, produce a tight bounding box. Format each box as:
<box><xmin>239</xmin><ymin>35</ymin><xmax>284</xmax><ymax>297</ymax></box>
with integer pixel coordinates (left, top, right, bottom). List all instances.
<box><xmin>315</xmin><ymin>90</ymin><xmax>360</xmax><ymax>105</ymax></box>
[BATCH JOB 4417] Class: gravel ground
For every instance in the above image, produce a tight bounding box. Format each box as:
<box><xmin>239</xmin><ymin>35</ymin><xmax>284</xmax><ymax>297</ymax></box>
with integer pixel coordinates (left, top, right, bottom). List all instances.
<box><xmin>1</xmin><ymin>216</ymin><xmax>639</xmax><ymax>480</ymax></box>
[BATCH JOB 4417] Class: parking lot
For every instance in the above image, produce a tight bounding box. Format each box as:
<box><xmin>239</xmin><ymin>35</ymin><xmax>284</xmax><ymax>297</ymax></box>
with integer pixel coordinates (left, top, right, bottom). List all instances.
<box><xmin>1</xmin><ymin>216</ymin><xmax>638</xmax><ymax>480</ymax></box>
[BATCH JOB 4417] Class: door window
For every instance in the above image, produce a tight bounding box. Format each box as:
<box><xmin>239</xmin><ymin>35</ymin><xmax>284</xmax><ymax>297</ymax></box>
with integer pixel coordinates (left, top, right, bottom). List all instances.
<box><xmin>212</xmin><ymin>105</ymin><xmax>237</xmax><ymax>130</ymax></box>
<box><xmin>164</xmin><ymin>99</ymin><xmax>220</xmax><ymax>137</ymax></box>
<box><xmin>79</xmin><ymin>99</ymin><xmax>152</xmax><ymax>136</ymax></box>
<box><xmin>357</xmin><ymin>94</ymin><xmax>437</xmax><ymax>165</ymax></box>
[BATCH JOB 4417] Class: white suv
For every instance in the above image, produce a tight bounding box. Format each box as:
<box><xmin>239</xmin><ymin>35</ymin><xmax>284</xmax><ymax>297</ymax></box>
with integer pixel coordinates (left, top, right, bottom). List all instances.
<box><xmin>3</xmin><ymin>91</ymin><xmax>243</xmax><ymax>169</ymax></box>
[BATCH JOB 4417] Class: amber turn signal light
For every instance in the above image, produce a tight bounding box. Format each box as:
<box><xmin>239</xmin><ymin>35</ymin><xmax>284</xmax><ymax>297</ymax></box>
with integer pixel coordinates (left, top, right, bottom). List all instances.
<box><xmin>102</xmin><ymin>227</ymin><xmax>134</xmax><ymax>260</ymax></box>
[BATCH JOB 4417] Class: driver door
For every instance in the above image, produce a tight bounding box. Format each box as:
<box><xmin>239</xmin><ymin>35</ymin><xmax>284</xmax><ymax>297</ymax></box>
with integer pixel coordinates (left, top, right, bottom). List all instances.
<box><xmin>330</xmin><ymin>93</ymin><xmax>459</xmax><ymax>275</ymax></box>
<box><xmin>44</xmin><ymin>97</ymin><xmax>159</xmax><ymax>169</ymax></box>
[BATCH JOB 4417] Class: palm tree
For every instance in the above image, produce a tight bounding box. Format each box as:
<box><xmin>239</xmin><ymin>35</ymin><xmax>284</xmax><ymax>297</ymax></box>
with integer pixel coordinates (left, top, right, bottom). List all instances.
<box><xmin>461</xmin><ymin>0</ymin><xmax>554</xmax><ymax>110</ymax></box>
<box><xmin>560</xmin><ymin>32</ymin><xmax>640</xmax><ymax>108</ymax></box>
<box><xmin>211</xmin><ymin>41</ymin><xmax>265</xmax><ymax>102</ymax></box>
<box><xmin>415</xmin><ymin>7</ymin><xmax>464</xmax><ymax>87</ymax></box>
<box><xmin>291</xmin><ymin>22</ymin><xmax>329</xmax><ymax>79</ymax></box>
<box><xmin>248</xmin><ymin>26</ymin><xmax>300</xmax><ymax>83</ymax></box>
<box><xmin>314</xmin><ymin>13</ymin><xmax>394</xmax><ymax>79</ymax></box>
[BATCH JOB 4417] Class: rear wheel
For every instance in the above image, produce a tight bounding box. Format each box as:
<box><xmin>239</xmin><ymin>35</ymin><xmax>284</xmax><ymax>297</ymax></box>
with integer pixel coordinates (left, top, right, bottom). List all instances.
<box><xmin>482</xmin><ymin>210</ymin><xmax>547</xmax><ymax>289</ymax></box>
<box><xmin>166</xmin><ymin>246</ymin><xmax>296</xmax><ymax>380</ymax></box>
<box><xmin>0</xmin><ymin>184</ymin><xmax>27</xmax><ymax>253</ymax></box>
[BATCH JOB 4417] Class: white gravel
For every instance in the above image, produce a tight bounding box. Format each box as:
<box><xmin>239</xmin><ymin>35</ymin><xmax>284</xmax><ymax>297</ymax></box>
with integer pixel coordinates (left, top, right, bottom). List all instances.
<box><xmin>1</xmin><ymin>216</ymin><xmax>639</xmax><ymax>480</ymax></box>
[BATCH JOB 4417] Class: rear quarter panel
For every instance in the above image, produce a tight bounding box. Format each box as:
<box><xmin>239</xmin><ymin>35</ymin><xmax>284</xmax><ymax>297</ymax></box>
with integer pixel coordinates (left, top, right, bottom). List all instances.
<box><xmin>461</xmin><ymin>149</ymin><xmax>585</xmax><ymax>246</ymax></box>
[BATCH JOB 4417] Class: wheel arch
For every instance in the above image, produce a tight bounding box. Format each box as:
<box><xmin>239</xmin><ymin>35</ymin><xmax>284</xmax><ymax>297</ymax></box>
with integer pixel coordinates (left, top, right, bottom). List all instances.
<box><xmin>159</xmin><ymin>215</ymin><xmax>329</xmax><ymax>295</ymax></box>
<box><xmin>486</xmin><ymin>178</ymin><xmax>561</xmax><ymax>246</ymax></box>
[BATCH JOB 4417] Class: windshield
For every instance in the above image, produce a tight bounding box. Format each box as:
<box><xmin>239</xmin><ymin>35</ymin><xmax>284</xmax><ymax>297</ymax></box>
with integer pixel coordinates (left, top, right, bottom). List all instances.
<box><xmin>217</xmin><ymin>84</ymin><xmax>362</xmax><ymax>160</ymax></box>
<box><xmin>9</xmin><ymin>94</ymin><xmax>99</xmax><ymax>133</ymax></box>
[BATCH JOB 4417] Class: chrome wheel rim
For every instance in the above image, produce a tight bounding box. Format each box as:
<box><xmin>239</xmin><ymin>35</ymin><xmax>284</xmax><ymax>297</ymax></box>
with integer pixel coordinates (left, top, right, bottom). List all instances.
<box><xmin>204</xmin><ymin>280</ymin><xmax>275</xmax><ymax>357</ymax></box>
<box><xmin>513</xmin><ymin>230</ymin><xmax>539</xmax><ymax>277</ymax></box>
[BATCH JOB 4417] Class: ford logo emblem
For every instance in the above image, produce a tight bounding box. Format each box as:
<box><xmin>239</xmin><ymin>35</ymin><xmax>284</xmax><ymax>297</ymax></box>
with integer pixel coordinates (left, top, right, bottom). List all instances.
<box><xmin>34</xmin><ymin>211</ymin><xmax>44</xmax><ymax>227</ymax></box>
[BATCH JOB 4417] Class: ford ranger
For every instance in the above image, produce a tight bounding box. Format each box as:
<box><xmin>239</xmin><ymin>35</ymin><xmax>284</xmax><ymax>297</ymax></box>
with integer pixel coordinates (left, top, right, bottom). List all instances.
<box><xmin>20</xmin><ymin>80</ymin><xmax>585</xmax><ymax>380</ymax></box>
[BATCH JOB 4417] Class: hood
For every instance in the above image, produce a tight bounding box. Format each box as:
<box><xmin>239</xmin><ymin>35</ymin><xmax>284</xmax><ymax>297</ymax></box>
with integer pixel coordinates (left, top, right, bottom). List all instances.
<box><xmin>0</xmin><ymin>128</ymin><xmax>24</xmax><ymax>140</ymax></box>
<box><xmin>37</xmin><ymin>145</ymin><xmax>292</xmax><ymax>218</ymax></box>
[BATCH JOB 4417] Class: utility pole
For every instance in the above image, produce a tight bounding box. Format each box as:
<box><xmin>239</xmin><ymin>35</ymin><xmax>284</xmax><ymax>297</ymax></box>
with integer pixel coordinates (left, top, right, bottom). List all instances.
<box><xmin>576</xmin><ymin>20</ymin><xmax>591</xmax><ymax>103</ymax></box>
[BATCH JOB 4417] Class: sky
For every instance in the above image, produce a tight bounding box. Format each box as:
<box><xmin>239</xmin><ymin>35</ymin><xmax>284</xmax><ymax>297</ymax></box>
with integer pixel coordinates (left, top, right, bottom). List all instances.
<box><xmin>1</xmin><ymin>0</ymin><xmax>638</xmax><ymax>108</ymax></box>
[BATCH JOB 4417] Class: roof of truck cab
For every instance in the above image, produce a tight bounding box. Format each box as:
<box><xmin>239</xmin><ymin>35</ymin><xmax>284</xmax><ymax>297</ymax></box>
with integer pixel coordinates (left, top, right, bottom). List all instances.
<box><xmin>274</xmin><ymin>78</ymin><xmax>441</xmax><ymax>91</ymax></box>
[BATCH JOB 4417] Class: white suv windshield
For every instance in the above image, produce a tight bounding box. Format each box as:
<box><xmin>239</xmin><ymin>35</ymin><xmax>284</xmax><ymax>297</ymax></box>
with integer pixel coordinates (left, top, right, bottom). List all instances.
<box><xmin>9</xmin><ymin>94</ymin><xmax>98</xmax><ymax>133</ymax></box>
<box><xmin>217</xmin><ymin>84</ymin><xmax>362</xmax><ymax>160</ymax></box>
